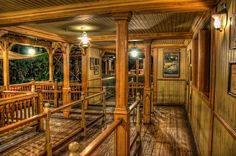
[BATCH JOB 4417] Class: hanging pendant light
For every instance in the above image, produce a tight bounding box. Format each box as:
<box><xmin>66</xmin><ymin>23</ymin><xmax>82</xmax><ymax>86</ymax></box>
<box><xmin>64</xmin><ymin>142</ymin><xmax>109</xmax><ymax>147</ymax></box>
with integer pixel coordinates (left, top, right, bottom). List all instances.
<box><xmin>78</xmin><ymin>31</ymin><xmax>90</xmax><ymax>48</ymax></box>
<box><xmin>129</xmin><ymin>42</ymin><xmax>140</xmax><ymax>58</ymax></box>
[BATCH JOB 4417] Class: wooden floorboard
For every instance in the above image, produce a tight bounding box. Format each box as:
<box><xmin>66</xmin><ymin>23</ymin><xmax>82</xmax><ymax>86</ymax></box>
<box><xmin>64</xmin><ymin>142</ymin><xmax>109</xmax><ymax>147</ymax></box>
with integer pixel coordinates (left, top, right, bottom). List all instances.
<box><xmin>0</xmin><ymin>105</ymin><xmax>198</xmax><ymax>156</ymax></box>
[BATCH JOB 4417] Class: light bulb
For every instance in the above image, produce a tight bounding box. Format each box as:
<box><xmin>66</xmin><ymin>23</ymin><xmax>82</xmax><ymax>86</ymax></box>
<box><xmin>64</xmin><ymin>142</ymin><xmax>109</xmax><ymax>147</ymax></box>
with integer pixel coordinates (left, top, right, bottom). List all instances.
<box><xmin>214</xmin><ymin>17</ymin><xmax>221</xmax><ymax>29</ymax></box>
<box><xmin>28</xmin><ymin>48</ymin><xmax>36</xmax><ymax>55</ymax></box>
<box><xmin>131</xmin><ymin>49</ymin><xmax>138</xmax><ymax>58</ymax></box>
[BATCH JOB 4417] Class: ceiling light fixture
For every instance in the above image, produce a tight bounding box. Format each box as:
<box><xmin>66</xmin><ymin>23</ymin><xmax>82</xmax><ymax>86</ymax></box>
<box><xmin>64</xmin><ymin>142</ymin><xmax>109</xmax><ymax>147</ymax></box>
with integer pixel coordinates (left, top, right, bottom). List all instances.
<box><xmin>129</xmin><ymin>42</ymin><xmax>140</xmax><ymax>58</ymax></box>
<box><xmin>78</xmin><ymin>31</ymin><xmax>90</xmax><ymax>48</ymax></box>
<box><xmin>212</xmin><ymin>3</ymin><xmax>228</xmax><ymax>32</ymax></box>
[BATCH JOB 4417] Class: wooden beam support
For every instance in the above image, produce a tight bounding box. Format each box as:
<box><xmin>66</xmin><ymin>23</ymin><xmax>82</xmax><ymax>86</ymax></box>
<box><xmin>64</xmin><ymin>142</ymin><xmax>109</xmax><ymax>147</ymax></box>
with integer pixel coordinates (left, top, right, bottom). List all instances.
<box><xmin>0</xmin><ymin>41</ymin><xmax>11</xmax><ymax>90</ymax></box>
<box><xmin>0</xmin><ymin>0</ymin><xmax>215</xmax><ymax>27</ymax></box>
<box><xmin>1</xmin><ymin>26</ymin><xmax>66</xmax><ymax>42</ymax></box>
<box><xmin>113</xmin><ymin>12</ymin><xmax>132</xmax><ymax>156</ymax></box>
<box><xmin>48</xmin><ymin>49</ymin><xmax>54</xmax><ymax>81</ymax></box>
<box><xmin>153</xmin><ymin>48</ymin><xmax>158</xmax><ymax>106</ymax></box>
<box><xmin>192</xmin><ymin>39</ymin><xmax>198</xmax><ymax>88</ymax></box>
<box><xmin>82</xmin><ymin>48</ymin><xmax>89</xmax><ymax>109</ymax></box>
<box><xmin>143</xmin><ymin>40</ymin><xmax>152</xmax><ymax>124</ymax></box>
<box><xmin>62</xmin><ymin>43</ymin><xmax>71</xmax><ymax>118</ymax></box>
<box><xmin>84</xmin><ymin>32</ymin><xmax>192</xmax><ymax>42</ymax></box>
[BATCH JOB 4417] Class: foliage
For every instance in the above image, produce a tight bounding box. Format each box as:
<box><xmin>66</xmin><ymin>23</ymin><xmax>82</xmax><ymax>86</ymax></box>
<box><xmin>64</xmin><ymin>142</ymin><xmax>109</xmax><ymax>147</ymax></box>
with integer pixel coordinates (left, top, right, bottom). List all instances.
<box><xmin>9</xmin><ymin>54</ymin><xmax>49</xmax><ymax>84</ymax></box>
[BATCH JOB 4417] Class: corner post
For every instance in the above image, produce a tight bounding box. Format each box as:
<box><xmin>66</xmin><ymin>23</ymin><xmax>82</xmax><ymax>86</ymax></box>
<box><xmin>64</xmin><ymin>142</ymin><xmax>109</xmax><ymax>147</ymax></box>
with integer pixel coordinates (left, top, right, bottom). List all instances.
<box><xmin>143</xmin><ymin>40</ymin><xmax>152</xmax><ymax>124</ymax></box>
<box><xmin>113</xmin><ymin>12</ymin><xmax>132</xmax><ymax>156</ymax></box>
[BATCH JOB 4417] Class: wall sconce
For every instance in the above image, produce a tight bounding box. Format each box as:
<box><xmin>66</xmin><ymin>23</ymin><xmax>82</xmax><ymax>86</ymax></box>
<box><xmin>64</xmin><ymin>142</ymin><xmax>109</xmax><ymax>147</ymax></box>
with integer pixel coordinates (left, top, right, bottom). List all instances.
<box><xmin>212</xmin><ymin>3</ymin><xmax>227</xmax><ymax>32</ymax></box>
<box><xmin>212</xmin><ymin>13</ymin><xmax>227</xmax><ymax>31</ymax></box>
<box><xmin>78</xmin><ymin>31</ymin><xmax>90</xmax><ymax>48</ymax></box>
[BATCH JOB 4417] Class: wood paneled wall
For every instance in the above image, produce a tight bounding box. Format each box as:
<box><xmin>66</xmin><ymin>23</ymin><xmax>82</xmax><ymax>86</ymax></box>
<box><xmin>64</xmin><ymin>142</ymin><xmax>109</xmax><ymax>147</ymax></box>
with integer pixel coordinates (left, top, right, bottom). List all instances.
<box><xmin>188</xmin><ymin>1</ymin><xmax>236</xmax><ymax>155</ymax></box>
<box><xmin>155</xmin><ymin>48</ymin><xmax>187</xmax><ymax>105</ymax></box>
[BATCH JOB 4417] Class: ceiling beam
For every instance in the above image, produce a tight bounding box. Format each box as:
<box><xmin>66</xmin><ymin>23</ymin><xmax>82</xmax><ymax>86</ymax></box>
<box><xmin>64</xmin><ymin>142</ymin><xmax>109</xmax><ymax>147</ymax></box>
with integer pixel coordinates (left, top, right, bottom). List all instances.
<box><xmin>1</xmin><ymin>26</ymin><xmax>67</xmax><ymax>42</ymax></box>
<box><xmin>0</xmin><ymin>0</ymin><xmax>216</xmax><ymax>27</ymax></box>
<box><xmin>88</xmin><ymin>32</ymin><xmax>193</xmax><ymax>42</ymax></box>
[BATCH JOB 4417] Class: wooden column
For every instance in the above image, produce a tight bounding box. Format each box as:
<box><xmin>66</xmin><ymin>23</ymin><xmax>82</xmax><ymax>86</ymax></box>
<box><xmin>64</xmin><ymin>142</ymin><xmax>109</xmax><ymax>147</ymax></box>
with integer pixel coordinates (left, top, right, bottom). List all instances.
<box><xmin>153</xmin><ymin>48</ymin><xmax>158</xmax><ymax>106</ymax></box>
<box><xmin>192</xmin><ymin>39</ymin><xmax>198</xmax><ymax>88</ymax></box>
<box><xmin>0</xmin><ymin>41</ymin><xmax>11</xmax><ymax>90</ymax></box>
<box><xmin>135</xmin><ymin>58</ymin><xmax>139</xmax><ymax>93</ymax></box>
<box><xmin>113</xmin><ymin>12</ymin><xmax>132</xmax><ymax>156</ymax></box>
<box><xmin>49</xmin><ymin>49</ymin><xmax>54</xmax><ymax>81</ymax></box>
<box><xmin>198</xmin><ymin>30</ymin><xmax>210</xmax><ymax>93</ymax></box>
<box><xmin>143</xmin><ymin>40</ymin><xmax>152</xmax><ymax>124</ymax></box>
<box><xmin>62</xmin><ymin>43</ymin><xmax>71</xmax><ymax>118</ymax></box>
<box><xmin>82</xmin><ymin>48</ymin><xmax>88</xmax><ymax>108</ymax></box>
<box><xmin>105</xmin><ymin>59</ymin><xmax>108</xmax><ymax>75</ymax></box>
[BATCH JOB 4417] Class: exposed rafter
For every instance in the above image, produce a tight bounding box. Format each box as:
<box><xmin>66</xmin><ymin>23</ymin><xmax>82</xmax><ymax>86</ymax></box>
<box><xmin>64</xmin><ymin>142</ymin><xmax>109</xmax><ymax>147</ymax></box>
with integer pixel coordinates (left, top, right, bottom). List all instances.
<box><xmin>0</xmin><ymin>0</ymin><xmax>216</xmax><ymax>27</ymax></box>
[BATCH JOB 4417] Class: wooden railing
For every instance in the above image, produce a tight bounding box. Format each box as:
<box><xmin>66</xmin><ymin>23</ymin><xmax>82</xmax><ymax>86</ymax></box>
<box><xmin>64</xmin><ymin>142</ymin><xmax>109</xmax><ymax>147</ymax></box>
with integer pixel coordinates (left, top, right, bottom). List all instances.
<box><xmin>129</xmin><ymin>78</ymin><xmax>144</xmax><ymax>101</ymax></box>
<box><xmin>0</xmin><ymin>90</ymin><xmax>106</xmax><ymax>156</ymax></box>
<box><xmin>0</xmin><ymin>92</ymin><xmax>40</xmax><ymax>127</ymax></box>
<box><xmin>7</xmin><ymin>81</ymin><xmax>82</xmax><ymax>107</ymax></box>
<box><xmin>69</xmin><ymin>92</ymin><xmax>142</xmax><ymax>156</ymax></box>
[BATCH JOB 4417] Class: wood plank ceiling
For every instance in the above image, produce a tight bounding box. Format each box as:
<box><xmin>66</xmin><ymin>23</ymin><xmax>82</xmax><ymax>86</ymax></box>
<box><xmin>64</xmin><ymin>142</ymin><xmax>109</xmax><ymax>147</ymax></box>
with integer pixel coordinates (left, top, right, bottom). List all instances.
<box><xmin>0</xmin><ymin>0</ymin><xmax>215</xmax><ymax>47</ymax></box>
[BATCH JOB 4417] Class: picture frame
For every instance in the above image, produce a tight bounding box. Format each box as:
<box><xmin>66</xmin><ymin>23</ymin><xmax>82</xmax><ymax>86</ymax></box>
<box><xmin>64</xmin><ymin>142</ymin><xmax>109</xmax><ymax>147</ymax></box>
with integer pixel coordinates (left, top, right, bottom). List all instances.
<box><xmin>90</xmin><ymin>58</ymin><xmax>94</xmax><ymax>70</ymax></box>
<box><xmin>94</xmin><ymin>66</ymin><xmax>100</xmax><ymax>75</ymax></box>
<box><xmin>95</xmin><ymin>58</ymin><xmax>100</xmax><ymax>65</ymax></box>
<box><xmin>163</xmin><ymin>52</ymin><xmax>180</xmax><ymax>78</ymax></box>
<box><xmin>230</xmin><ymin>13</ymin><xmax>236</xmax><ymax>49</ymax></box>
<box><xmin>228</xmin><ymin>62</ymin><xmax>236</xmax><ymax>97</ymax></box>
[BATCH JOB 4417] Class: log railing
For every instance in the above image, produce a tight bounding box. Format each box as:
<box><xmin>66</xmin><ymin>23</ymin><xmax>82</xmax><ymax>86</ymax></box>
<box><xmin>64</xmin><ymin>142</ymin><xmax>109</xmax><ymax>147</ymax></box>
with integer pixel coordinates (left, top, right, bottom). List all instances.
<box><xmin>69</xmin><ymin>92</ymin><xmax>141</xmax><ymax>156</ymax></box>
<box><xmin>0</xmin><ymin>92</ymin><xmax>40</xmax><ymax>127</ymax></box>
<box><xmin>129</xmin><ymin>78</ymin><xmax>144</xmax><ymax>101</ymax></box>
<box><xmin>0</xmin><ymin>90</ymin><xmax>107</xmax><ymax>156</ymax></box>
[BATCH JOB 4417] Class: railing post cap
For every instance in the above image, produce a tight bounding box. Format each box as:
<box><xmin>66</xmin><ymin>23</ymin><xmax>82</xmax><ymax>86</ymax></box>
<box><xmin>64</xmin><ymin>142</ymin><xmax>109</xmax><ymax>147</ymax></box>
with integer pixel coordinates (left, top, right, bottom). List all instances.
<box><xmin>45</xmin><ymin>103</ymin><xmax>50</xmax><ymax>107</ymax></box>
<box><xmin>68</xmin><ymin>141</ymin><xmax>80</xmax><ymax>153</ymax></box>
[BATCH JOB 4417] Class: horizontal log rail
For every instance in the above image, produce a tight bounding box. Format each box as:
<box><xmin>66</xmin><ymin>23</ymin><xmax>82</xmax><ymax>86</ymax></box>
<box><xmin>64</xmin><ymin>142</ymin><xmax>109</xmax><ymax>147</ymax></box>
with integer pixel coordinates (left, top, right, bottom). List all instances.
<box><xmin>79</xmin><ymin>119</ymin><xmax>123</xmax><ymax>156</ymax></box>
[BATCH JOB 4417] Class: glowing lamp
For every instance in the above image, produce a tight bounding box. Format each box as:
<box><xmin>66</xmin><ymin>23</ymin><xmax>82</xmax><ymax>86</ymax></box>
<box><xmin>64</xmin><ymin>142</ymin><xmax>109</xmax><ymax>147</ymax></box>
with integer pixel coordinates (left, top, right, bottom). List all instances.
<box><xmin>28</xmin><ymin>48</ymin><xmax>36</xmax><ymax>55</ymax></box>
<box><xmin>78</xmin><ymin>31</ymin><xmax>90</xmax><ymax>48</ymax></box>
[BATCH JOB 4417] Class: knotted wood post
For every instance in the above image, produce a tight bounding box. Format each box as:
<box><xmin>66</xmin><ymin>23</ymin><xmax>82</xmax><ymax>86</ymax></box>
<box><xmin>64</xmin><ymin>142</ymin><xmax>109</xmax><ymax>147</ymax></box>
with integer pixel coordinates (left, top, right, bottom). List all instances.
<box><xmin>102</xmin><ymin>86</ymin><xmax>107</xmax><ymax>122</ymax></box>
<box><xmin>68</xmin><ymin>141</ymin><xmax>80</xmax><ymax>156</ymax></box>
<box><xmin>44</xmin><ymin>103</ymin><xmax>52</xmax><ymax>156</ymax></box>
<box><xmin>80</xmin><ymin>92</ymin><xmax>86</xmax><ymax>137</ymax></box>
<box><xmin>37</xmin><ymin>91</ymin><xmax>44</xmax><ymax>131</ymax></box>
<box><xmin>54</xmin><ymin>80</ymin><xmax>58</xmax><ymax>108</ymax></box>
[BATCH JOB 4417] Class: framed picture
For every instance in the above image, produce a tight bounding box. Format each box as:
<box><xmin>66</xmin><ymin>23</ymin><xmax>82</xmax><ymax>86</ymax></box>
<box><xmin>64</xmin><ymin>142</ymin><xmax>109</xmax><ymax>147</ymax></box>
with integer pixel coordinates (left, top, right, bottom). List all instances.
<box><xmin>228</xmin><ymin>62</ymin><xmax>236</xmax><ymax>97</ymax></box>
<box><xmin>163</xmin><ymin>52</ymin><xmax>180</xmax><ymax>78</ymax></box>
<box><xmin>94</xmin><ymin>66</ymin><xmax>99</xmax><ymax>75</ymax></box>
<box><xmin>90</xmin><ymin>58</ymin><xmax>94</xmax><ymax>70</ymax></box>
<box><xmin>230</xmin><ymin>13</ymin><xmax>236</xmax><ymax>49</ymax></box>
<box><xmin>95</xmin><ymin>58</ymin><xmax>100</xmax><ymax>65</ymax></box>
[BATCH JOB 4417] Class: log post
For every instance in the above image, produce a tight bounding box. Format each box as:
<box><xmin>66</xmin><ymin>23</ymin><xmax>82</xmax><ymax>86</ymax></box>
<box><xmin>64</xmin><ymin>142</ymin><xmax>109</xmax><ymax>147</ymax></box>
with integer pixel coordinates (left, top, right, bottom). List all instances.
<box><xmin>37</xmin><ymin>91</ymin><xmax>44</xmax><ymax>131</ymax></box>
<box><xmin>113</xmin><ymin>12</ymin><xmax>132</xmax><ymax>156</ymax></box>
<box><xmin>68</xmin><ymin>141</ymin><xmax>80</xmax><ymax>156</ymax></box>
<box><xmin>54</xmin><ymin>80</ymin><xmax>58</xmax><ymax>107</ymax></box>
<box><xmin>143</xmin><ymin>40</ymin><xmax>152</xmax><ymax>124</ymax></box>
<box><xmin>153</xmin><ymin>48</ymin><xmax>158</xmax><ymax>106</ymax></box>
<box><xmin>62</xmin><ymin>43</ymin><xmax>71</xmax><ymax>118</ymax></box>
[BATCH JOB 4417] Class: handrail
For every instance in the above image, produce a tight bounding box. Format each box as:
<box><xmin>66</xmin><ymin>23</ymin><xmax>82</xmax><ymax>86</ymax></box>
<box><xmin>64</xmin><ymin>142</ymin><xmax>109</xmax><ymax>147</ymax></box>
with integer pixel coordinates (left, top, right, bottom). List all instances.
<box><xmin>85</xmin><ymin>91</ymin><xmax>106</xmax><ymax>100</ymax></box>
<box><xmin>80</xmin><ymin>119</ymin><xmax>123</xmax><ymax>156</ymax></box>
<box><xmin>0</xmin><ymin>92</ymin><xmax>38</xmax><ymax>104</ymax></box>
<box><xmin>0</xmin><ymin>113</ymin><xmax>46</xmax><ymax>134</ymax></box>
<box><xmin>129</xmin><ymin>100</ymin><xmax>140</xmax><ymax>113</ymax></box>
